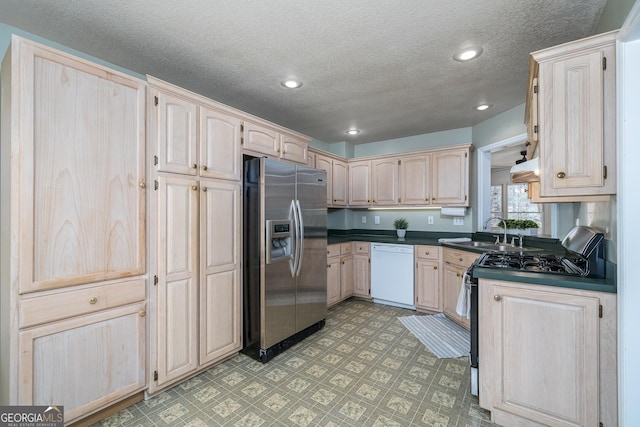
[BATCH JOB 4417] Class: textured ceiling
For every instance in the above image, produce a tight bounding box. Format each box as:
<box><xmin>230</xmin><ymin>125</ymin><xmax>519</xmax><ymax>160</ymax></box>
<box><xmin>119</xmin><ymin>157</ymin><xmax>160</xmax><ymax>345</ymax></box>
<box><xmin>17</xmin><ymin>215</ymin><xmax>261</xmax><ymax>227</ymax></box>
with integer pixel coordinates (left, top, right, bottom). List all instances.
<box><xmin>0</xmin><ymin>0</ymin><xmax>606</xmax><ymax>144</ymax></box>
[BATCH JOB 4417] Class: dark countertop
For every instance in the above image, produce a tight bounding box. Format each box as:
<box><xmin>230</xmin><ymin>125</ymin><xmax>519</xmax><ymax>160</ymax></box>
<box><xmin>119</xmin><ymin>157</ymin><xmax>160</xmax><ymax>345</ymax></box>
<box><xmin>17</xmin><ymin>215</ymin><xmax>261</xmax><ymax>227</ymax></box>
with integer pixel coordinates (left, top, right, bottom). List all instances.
<box><xmin>328</xmin><ymin>229</ymin><xmax>616</xmax><ymax>293</ymax></box>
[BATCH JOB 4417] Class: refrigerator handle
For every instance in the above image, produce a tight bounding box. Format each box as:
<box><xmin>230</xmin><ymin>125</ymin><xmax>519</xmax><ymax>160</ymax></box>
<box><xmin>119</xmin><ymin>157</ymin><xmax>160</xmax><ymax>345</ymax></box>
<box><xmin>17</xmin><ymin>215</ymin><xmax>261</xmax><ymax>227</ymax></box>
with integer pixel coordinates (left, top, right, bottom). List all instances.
<box><xmin>289</xmin><ymin>199</ymin><xmax>298</xmax><ymax>277</ymax></box>
<box><xmin>295</xmin><ymin>199</ymin><xmax>304</xmax><ymax>277</ymax></box>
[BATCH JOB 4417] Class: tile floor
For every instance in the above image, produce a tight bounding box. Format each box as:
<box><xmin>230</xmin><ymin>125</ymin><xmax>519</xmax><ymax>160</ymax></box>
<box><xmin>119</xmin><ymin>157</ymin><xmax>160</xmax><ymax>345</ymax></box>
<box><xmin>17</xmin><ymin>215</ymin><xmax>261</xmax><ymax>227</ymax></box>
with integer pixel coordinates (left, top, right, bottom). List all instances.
<box><xmin>95</xmin><ymin>299</ymin><xmax>497</xmax><ymax>426</ymax></box>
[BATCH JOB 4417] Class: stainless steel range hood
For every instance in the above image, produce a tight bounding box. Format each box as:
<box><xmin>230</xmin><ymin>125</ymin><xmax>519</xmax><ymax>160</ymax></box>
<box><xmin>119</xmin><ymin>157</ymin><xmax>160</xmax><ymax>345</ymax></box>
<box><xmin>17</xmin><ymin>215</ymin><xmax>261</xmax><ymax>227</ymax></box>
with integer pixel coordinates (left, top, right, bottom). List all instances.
<box><xmin>510</xmin><ymin>156</ymin><xmax>540</xmax><ymax>183</ymax></box>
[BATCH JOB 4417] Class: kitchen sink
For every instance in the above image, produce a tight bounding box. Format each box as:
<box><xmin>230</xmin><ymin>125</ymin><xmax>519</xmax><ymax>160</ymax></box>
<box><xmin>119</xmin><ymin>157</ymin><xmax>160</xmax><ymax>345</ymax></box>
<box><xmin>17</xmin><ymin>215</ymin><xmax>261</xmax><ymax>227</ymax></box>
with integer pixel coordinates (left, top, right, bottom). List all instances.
<box><xmin>447</xmin><ymin>241</ymin><xmax>542</xmax><ymax>252</ymax></box>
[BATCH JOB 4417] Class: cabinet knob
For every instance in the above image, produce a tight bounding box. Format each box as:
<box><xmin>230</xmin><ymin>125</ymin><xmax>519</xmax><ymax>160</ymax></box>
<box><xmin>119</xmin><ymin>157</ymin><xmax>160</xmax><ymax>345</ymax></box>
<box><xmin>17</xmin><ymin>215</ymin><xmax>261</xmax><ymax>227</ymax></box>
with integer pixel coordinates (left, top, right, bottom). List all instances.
<box><xmin>192</xmin><ymin>185</ymin><xmax>198</xmax><ymax>191</ymax></box>
<box><xmin>202</xmin><ymin>187</ymin><xmax>207</xmax><ymax>192</ymax></box>
<box><xmin>433</xmin><ymin>266</ymin><xmax>438</xmax><ymax>270</ymax></box>
<box><xmin>139</xmin><ymin>310</ymin><xmax>146</xmax><ymax>317</ymax></box>
<box><xmin>494</xmin><ymin>295</ymin><xmax>502</xmax><ymax>302</ymax></box>
<box><xmin>89</xmin><ymin>297</ymin><xmax>98</xmax><ymax>305</ymax></box>
<box><xmin>557</xmin><ymin>171</ymin><xmax>566</xmax><ymax>179</ymax></box>
<box><xmin>139</xmin><ymin>181</ymin><xmax>146</xmax><ymax>189</ymax></box>
<box><xmin>202</xmin><ymin>165</ymin><xmax>208</xmax><ymax>171</ymax></box>
<box><xmin>192</xmin><ymin>163</ymin><xmax>198</xmax><ymax>169</ymax></box>
<box><xmin>456</xmin><ymin>273</ymin><xmax>461</xmax><ymax>277</ymax></box>
<box><xmin>425</xmin><ymin>251</ymin><xmax>429</xmax><ymax>255</ymax></box>
<box><xmin>459</xmin><ymin>257</ymin><xmax>463</xmax><ymax>262</ymax></box>
<box><xmin>327</xmin><ymin>264</ymin><xmax>330</xmax><ymax>268</ymax></box>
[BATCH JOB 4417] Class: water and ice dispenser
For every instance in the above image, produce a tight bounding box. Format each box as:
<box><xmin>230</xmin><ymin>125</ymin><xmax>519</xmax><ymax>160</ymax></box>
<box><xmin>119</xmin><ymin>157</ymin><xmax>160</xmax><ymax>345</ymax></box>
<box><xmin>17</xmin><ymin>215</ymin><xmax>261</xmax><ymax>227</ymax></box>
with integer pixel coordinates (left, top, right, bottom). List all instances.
<box><xmin>265</xmin><ymin>220</ymin><xmax>292</xmax><ymax>264</ymax></box>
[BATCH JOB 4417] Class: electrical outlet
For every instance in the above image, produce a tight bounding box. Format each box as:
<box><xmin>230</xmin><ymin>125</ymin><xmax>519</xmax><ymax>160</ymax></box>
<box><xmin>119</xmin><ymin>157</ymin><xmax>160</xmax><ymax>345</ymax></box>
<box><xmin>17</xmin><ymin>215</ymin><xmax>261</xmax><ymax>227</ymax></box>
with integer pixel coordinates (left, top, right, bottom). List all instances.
<box><xmin>453</xmin><ymin>217</ymin><xmax>464</xmax><ymax>226</ymax></box>
<box><xmin>374</xmin><ymin>216</ymin><xmax>380</xmax><ymax>225</ymax></box>
<box><xmin>428</xmin><ymin>216</ymin><xmax>434</xmax><ymax>225</ymax></box>
<box><xmin>361</xmin><ymin>216</ymin><xmax>367</xmax><ymax>224</ymax></box>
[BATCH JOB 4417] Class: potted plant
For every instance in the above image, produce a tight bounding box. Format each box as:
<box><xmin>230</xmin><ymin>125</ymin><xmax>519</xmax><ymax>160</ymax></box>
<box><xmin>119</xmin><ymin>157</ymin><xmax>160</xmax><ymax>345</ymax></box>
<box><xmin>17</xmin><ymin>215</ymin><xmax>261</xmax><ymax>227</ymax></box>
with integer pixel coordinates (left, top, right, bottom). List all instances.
<box><xmin>393</xmin><ymin>217</ymin><xmax>409</xmax><ymax>238</ymax></box>
<box><xmin>498</xmin><ymin>219</ymin><xmax>540</xmax><ymax>236</ymax></box>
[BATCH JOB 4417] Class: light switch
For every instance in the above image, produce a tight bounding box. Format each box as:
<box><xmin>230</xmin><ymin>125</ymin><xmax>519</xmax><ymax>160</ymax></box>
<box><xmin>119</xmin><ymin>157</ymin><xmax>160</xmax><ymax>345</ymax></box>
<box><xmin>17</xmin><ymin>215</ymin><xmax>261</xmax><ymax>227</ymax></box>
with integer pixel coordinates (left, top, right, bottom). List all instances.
<box><xmin>428</xmin><ymin>216</ymin><xmax>434</xmax><ymax>225</ymax></box>
<box><xmin>361</xmin><ymin>216</ymin><xmax>367</xmax><ymax>224</ymax></box>
<box><xmin>374</xmin><ymin>216</ymin><xmax>380</xmax><ymax>224</ymax></box>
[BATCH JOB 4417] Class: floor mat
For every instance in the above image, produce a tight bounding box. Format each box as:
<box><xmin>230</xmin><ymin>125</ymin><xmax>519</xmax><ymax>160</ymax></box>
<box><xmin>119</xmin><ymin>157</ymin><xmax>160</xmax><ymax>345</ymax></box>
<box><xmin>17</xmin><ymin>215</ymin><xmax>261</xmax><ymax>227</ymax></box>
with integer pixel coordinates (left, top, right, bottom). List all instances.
<box><xmin>398</xmin><ymin>312</ymin><xmax>470</xmax><ymax>358</ymax></box>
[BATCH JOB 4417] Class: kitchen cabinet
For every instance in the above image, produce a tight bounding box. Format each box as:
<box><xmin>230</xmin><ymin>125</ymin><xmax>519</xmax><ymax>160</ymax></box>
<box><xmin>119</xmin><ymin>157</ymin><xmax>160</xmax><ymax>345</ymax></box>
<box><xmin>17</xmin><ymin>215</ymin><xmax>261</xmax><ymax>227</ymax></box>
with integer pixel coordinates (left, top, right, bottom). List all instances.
<box><xmin>313</xmin><ymin>151</ymin><xmax>348</xmax><ymax>207</ymax></box>
<box><xmin>478</xmin><ymin>279</ymin><xmax>617</xmax><ymax>427</ymax></box>
<box><xmin>414</xmin><ymin>245</ymin><xmax>442</xmax><ymax>312</ymax></box>
<box><xmin>431</xmin><ymin>148</ymin><xmax>470</xmax><ymax>206</ymax></box>
<box><xmin>0</xmin><ymin>36</ymin><xmax>147</xmax><ymax>423</ymax></box>
<box><xmin>242</xmin><ymin>120</ymin><xmax>309</xmax><ymax>164</ymax></box>
<box><xmin>399</xmin><ymin>154</ymin><xmax>430</xmax><ymax>205</ymax></box>
<box><xmin>532</xmin><ymin>30</ymin><xmax>617</xmax><ymax>199</ymax></box>
<box><xmin>349</xmin><ymin>160</ymin><xmax>372</xmax><ymax>206</ymax></box>
<box><xmin>353</xmin><ymin>242</ymin><xmax>371</xmax><ymax>299</ymax></box>
<box><xmin>148</xmin><ymin>79</ymin><xmax>242</xmax><ymax>395</ymax></box>
<box><xmin>340</xmin><ymin>256</ymin><xmax>354</xmax><ymax>299</ymax></box>
<box><xmin>371</xmin><ymin>158</ymin><xmax>400</xmax><ymax>206</ymax></box>
<box><xmin>442</xmin><ymin>248</ymin><xmax>479</xmax><ymax>329</ymax></box>
<box><xmin>326</xmin><ymin>243</ymin><xmax>354</xmax><ymax>306</ymax></box>
<box><xmin>150</xmin><ymin>76</ymin><xmax>242</xmax><ymax>181</ymax></box>
<box><xmin>307</xmin><ymin>150</ymin><xmax>316</xmax><ymax>168</ymax></box>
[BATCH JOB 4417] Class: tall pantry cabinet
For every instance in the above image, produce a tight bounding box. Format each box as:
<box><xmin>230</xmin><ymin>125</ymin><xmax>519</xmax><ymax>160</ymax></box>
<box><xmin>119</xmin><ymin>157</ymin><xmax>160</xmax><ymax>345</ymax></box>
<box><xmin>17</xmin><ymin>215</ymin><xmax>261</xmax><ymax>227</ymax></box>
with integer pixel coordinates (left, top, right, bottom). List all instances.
<box><xmin>146</xmin><ymin>77</ymin><xmax>242</xmax><ymax>394</ymax></box>
<box><xmin>0</xmin><ymin>36</ymin><xmax>147</xmax><ymax>423</ymax></box>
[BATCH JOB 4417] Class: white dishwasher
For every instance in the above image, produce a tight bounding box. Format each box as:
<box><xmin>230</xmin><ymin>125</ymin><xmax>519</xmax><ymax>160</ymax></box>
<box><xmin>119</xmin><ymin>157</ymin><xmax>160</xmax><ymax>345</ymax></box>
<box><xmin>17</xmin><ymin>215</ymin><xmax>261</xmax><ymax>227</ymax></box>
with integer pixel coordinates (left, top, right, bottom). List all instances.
<box><xmin>370</xmin><ymin>243</ymin><xmax>415</xmax><ymax>309</ymax></box>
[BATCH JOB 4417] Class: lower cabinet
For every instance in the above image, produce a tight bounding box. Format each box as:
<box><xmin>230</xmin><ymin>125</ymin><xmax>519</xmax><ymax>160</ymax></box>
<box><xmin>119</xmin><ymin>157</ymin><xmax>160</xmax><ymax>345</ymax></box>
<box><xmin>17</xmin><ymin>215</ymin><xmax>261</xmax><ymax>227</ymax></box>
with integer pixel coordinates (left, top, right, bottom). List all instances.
<box><xmin>442</xmin><ymin>248</ymin><xmax>479</xmax><ymax>329</ymax></box>
<box><xmin>18</xmin><ymin>301</ymin><xmax>146</xmax><ymax>424</ymax></box>
<box><xmin>414</xmin><ymin>245</ymin><xmax>442</xmax><ymax>312</ymax></box>
<box><xmin>478</xmin><ymin>279</ymin><xmax>617</xmax><ymax>427</ymax></box>
<box><xmin>326</xmin><ymin>243</ymin><xmax>354</xmax><ymax>307</ymax></box>
<box><xmin>353</xmin><ymin>242</ymin><xmax>371</xmax><ymax>299</ymax></box>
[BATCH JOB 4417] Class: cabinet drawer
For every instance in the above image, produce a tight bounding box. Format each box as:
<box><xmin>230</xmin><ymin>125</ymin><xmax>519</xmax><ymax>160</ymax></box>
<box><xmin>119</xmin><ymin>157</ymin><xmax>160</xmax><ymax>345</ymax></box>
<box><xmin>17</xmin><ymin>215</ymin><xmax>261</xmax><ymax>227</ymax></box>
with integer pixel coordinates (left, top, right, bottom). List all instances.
<box><xmin>443</xmin><ymin>248</ymin><xmax>479</xmax><ymax>268</ymax></box>
<box><xmin>353</xmin><ymin>242</ymin><xmax>370</xmax><ymax>255</ymax></box>
<box><xmin>19</xmin><ymin>278</ymin><xmax>146</xmax><ymax>328</ymax></box>
<box><xmin>415</xmin><ymin>245</ymin><xmax>440</xmax><ymax>261</ymax></box>
<box><xmin>327</xmin><ymin>244</ymin><xmax>341</xmax><ymax>258</ymax></box>
<box><xmin>340</xmin><ymin>243</ymin><xmax>353</xmax><ymax>255</ymax></box>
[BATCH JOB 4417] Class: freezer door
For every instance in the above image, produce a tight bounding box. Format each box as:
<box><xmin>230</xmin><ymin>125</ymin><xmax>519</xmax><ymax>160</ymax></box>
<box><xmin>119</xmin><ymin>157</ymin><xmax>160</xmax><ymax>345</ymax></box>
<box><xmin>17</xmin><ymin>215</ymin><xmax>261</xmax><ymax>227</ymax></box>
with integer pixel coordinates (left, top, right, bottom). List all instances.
<box><xmin>262</xmin><ymin>159</ymin><xmax>297</xmax><ymax>349</ymax></box>
<box><xmin>295</xmin><ymin>165</ymin><xmax>328</xmax><ymax>332</ymax></box>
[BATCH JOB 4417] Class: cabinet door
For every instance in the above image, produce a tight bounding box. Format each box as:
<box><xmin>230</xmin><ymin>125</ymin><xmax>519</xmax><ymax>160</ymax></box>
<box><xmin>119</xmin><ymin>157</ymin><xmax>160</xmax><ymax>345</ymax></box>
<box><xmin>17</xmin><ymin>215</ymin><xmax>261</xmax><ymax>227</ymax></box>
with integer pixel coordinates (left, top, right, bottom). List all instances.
<box><xmin>539</xmin><ymin>46</ymin><xmax>615</xmax><ymax>196</ymax></box>
<box><xmin>416</xmin><ymin>260</ymin><xmax>441</xmax><ymax>312</ymax></box>
<box><xmin>200</xmin><ymin>107</ymin><xmax>242</xmax><ymax>181</ymax></box>
<box><xmin>432</xmin><ymin>149</ymin><xmax>469</xmax><ymax>206</ymax></box>
<box><xmin>18</xmin><ymin>41</ymin><xmax>146</xmax><ymax>293</ymax></box>
<box><xmin>371</xmin><ymin>158</ymin><xmax>399</xmax><ymax>206</ymax></box>
<box><xmin>340</xmin><ymin>256</ymin><xmax>354</xmax><ymax>299</ymax></box>
<box><xmin>154</xmin><ymin>89</ymin><xmax>198</xmax><ymax>175</ymax></box>
<box><xmin>327</xmin><ymin>257</ymin><xmax>341</xmax><ymax>306</ymax></box>
<box><xmin>199</xmin><ymin>180</ymin><xmax>241</xmax><ymax>365</ymax></box>
<box><xmin>348</xmin><ymin>160</ymin><xmax>371</xmax><ymax>206</ymax></box>
<box><xmin>307</xmin><ymin>151</ymin><xmax>316</xmax><ymax>168</ymax></box>
<box><xmin>443</xmin><ymin>264</ymin><xmax>468</xmax><ymax>328</ymax></box>
<box><xmin>332</xmin><ymin>159</ymin><xmax>348</xmax><ymax>206</ymax></box>
<box><xmin>18</xmin><ymin>303</ymin><xmax>146</xmax><ymax>424</ymax></box>
<box><xmin>156</xmin><ymin>176</ymin><xmax>199</xmax><ymax>385</ymax></box>
<box><xmin>399</xmin><ymin>154</ymin><xmax>430</xmax><ymax>205</ymax></box>
<box><xmin>243</xmin><ymin>121</ymin><xmax>279</xmax><ymax>158</ymax></box>
<box><xmin>315</xmin><ymin>155</ymin><xmax>333</xmax><ymax>205</ymax></box>
<box><xmin>488</xmin><ymin>284</ymin><xmax>599</xmax><ymax>426</ymax></box>
<box><xmin>280</xmin><ymin>133</ymin><xmax>308</xmax><ymax>164</ymax></box>
<box><xmin>353</xmin><ymin>254</ymin><xmax>370</xmax><ymax>298</ymax></box>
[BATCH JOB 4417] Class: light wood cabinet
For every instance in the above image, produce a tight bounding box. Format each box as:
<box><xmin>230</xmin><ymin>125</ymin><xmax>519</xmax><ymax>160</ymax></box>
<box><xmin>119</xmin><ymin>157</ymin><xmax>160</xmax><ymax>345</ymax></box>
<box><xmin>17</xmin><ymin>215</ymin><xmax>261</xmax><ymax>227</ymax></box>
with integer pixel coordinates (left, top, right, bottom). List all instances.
<box><xmin>150</xmin><ymin>77</ymin><xmax>242</xmax><ymax>181</ymax></box>
<box><xmin>431</xmin><ymin>148</ymin><xmax>469</xmax><ymax>206</ymax></box>
<box><xmin>353</xmin><ymin>242</ymin><xmax>371</xmax><ymax>299</ymax></box>
<box><xmin>242</xmin><ymin>120</ymin><xmax>309</xmax><ymax>164</ymax></box>
<box><xmin>349</xmin><ymin>160</ymin><xmax>371</xmax><ymax>206</ymax></box>
<box><xmin>326</xmin><ymin>243</ymin><xmax>355</xmax><ymax>306</ymax></box>
<box><xmin>307</xmin><ymin>150</ymin><xmax>316</xmax><ymax>168</ymax></box>
<box><xmin>399</xmin><ymin>154</ymin><xmax>430</xmax><ymax>205</ymax></box>
<box><xmin>414</xmin><ymin>245</ymin><xmax>442</xmax><ymax>312</ymax></box>
<box><xmin>479</xmin><ymin>279</ymin><xmax>617</xmax><ymax>427</ymax></box>
<box><xmin>332</xmin><ymin>159</ymin><xmax>348</xmax><ymax>206</ymax></box>
<box><xmin>371</xmin><ymin>158</ymin><xmax>399</xmax><ymax>206</ymax></box>
<box><xmin>1</xmin><ymin>36</ymin><xmax>147</xmax><ymax>422</ymax></box>
<box><xmin>327</xmin><ymin>256</ymin><xmax>342</xmax><ymax>306</ymax></box>
<box><xmin>532</xmin><ymin>30</ymin><xmax>617</xmax><ymax>199</ymax></box>
<box><xmin>442</xmin><ymin>248</ymin><xmax>478</xmax><ymax>329</ymax></box>
<box><xmin>340</xmin><ymin>256</ymin><xmax>354</xmax><ymax>299</ymax></box>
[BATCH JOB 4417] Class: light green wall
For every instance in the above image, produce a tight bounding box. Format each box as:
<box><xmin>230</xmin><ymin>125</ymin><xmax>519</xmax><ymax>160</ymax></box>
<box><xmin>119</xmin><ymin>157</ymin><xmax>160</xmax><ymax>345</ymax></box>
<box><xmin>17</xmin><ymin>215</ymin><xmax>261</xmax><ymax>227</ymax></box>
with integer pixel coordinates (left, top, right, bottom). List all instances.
<box><xmin>595</xmin><ymin>0</ymin><xmax>637</xmax><ymax>33</ymax></box>
<box><xmin>353</xmin><ymin>128</ymin><xmax>472</xmax><ymax>158</ymax></box>
<box><xmin>471</xmin><ymin>104</ymin><xmax>526</xmax><ymax>148</ymax></box>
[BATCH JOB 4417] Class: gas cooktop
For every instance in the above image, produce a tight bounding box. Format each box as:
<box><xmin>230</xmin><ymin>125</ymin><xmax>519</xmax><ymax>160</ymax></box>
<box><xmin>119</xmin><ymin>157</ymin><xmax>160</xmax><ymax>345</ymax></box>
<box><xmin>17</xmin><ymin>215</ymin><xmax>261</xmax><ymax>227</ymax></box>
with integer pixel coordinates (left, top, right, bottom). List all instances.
<box><xmin>475</xmin><ymin>252</ymin><xmax>588</xmax><ymax>276</ymax></box>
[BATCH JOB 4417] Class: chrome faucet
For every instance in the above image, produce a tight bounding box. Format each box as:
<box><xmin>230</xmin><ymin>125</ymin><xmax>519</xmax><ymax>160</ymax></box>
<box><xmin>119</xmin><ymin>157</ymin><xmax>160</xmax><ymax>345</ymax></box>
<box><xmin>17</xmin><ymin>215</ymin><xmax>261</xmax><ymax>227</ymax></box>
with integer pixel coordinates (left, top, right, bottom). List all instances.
<box><xmin>484</xmin><ymin>217</ymin><xmax>507</xmax><ymax>244</ymax></box>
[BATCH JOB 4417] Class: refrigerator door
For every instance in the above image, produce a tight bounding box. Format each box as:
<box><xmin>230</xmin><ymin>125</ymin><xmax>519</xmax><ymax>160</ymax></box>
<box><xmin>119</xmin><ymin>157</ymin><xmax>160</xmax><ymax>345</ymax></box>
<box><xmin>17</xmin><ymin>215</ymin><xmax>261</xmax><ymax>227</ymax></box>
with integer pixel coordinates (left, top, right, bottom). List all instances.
<box><xmin>262</xmin><ymin>159</ymin><xmax>297</xmax><ymax>349</ymax></box>
<box><xmin>295</xmin><ymin>165</ymin><xmax>328</xmax><ymax>332</ymax></box>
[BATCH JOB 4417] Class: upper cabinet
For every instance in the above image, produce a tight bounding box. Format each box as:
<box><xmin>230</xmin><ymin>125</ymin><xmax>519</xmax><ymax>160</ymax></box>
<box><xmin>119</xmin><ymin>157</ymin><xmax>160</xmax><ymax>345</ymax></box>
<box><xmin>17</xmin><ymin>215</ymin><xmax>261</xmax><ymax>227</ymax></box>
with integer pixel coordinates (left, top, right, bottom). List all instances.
<box><xmin>399</xmin><ymin>154</ymin><xmax>430</xmax><ymax>205</ymax></box>
<box><xmin>242</xmin><ymin>120</ymin><xmax>309</xmax><ymax>164</ymax></box>
<box><xmin>348</xmin><ymin>160</ymin><xmax>372</xmax><ymax>206</ymax></box>
<box><xmin>371</xmin><ymin>158</ymin><xmax>400</xmax><ymax>206</ymax></box>
<box><xmin>529</xmin><ymin>30</ymin><xmax>617</xmax><ymax>199</ymax></box>
<box><xmin>312</xmin><ymin>151</ymin><xmax>348</xmax><ymax>207</ymax></box>
<box><xmin>149</xmin><ymin>77</ymin><xmax>242</xmax><ymax>181</ymax></box>
<box><xmin>431</xmin><ymin>148</ymin><xmax>470</xmax><ymax>206</ymax></box>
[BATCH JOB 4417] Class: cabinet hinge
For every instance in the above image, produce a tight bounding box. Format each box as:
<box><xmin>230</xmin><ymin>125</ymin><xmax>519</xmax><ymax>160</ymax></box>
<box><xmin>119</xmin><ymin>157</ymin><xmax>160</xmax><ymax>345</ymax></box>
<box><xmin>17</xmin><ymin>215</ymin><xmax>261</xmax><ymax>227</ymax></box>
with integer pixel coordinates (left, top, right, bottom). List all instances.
<box><xmin>603</xmin><ymin>57</ymin><xmax>607</xmax><ymax>70</ymax></box>
<box><xmin>603</xmin><ymin>165</ymin><xmax>608</xmax><ymax>180</ymax></box>
<box><xmin>240</xmin><ymin>123</ymin><xmax>244</xmax><ymax>132</ymax></box>
<box><xmin>398</xmin><ymin>197</ymin><xmax>400</xmax><ymax>203</ymax></box>
<box><xmin>154</xmin><ymin>95</ymin><xmax>158</xmax><ymax>106</ymax></box>
<box><xmin>153</xmin><ymin>370</ymin><xmax>158</xmax><ymax>381</ymax></box>
<box><xmin>464</xmin><ymin>195</ymin><xmax>467</xmax><ymax>201</ymax></box>
<box><xmin>534</xmin><ymin>124</ymin><xmax>538</xmax><ymax>134</ymax></box>
<box><xmin>241</xmin><ymin>137</ymin><xmax>244</xmax><ymax>145</ymax></box>
<box><xmin>533</xmin><ymin>84</ymin><xmax>538</xmax><ymax>94</ymax></box>
<box><xmin>154</xmin><ymin>275</ymin><xmax>158</xmax><ymax>286</ymax></box>
<box><xmin>600</xmin><ymin>422</ymin><xmax>604</xmax><ymax>427</ymax></box>
<box><xmin>465</xmin><ymin>152</ymin><xmax>468</xmax><ymax>158</ymax></box>
<box><xmin>154</xmin><ymin>155</ymin><xmax>158</xmax><ymax>166</ymax></box>
<box><xmin>398</xmin><ymin>159</ymin><xmax>401</xmax><ymax>165</ymax></box>
<box><xmin>154</xmin><ymin>179</ymin><xmax>159</xmax><ymax>191</ymax></box>
<box><xmin>599</xmin><ymin>305</ymin><xmax>603</xmax><ymax>318</ymax></box>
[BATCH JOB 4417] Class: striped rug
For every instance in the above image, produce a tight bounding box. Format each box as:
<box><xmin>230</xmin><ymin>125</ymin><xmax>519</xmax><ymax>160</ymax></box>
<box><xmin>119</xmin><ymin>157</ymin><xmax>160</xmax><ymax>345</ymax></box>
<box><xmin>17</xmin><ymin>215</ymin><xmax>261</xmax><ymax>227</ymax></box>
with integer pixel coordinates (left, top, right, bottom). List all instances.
<box><xmin>398</xmin><ymin>313</ymin><xmax>470</xmax><ymax>358</ymax></box>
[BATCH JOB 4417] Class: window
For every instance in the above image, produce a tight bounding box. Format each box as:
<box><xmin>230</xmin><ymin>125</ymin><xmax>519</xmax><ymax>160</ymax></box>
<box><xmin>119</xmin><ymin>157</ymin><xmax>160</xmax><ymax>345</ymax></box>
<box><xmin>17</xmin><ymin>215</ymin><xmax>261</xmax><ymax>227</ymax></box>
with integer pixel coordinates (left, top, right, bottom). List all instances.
<box><xmin>490</xmin><ymin>185</ymin><xmax>502</xmax><ymax>219</ymax></box>
<box><xmin>490</xmin><ymin>183</ymin><xmax>542</xmax><ymax>227</ymax></box>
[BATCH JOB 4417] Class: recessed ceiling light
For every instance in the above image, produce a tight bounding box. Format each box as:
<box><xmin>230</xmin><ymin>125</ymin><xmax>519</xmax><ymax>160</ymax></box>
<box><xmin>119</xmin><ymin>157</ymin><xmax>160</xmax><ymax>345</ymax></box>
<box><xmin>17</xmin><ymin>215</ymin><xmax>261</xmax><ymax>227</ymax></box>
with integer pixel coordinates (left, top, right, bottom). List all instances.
<box><xmin>281</xmin><ymin>79</ymin><xmax>303</xmax><ymax>89</ymax></box>
<box><xmin>454</xmin><ymin>47</ymin><xmax>483</xmax><ymax>62</ymax></box>
<box><xmin>346</xmin><ymin>129</ymin><xmax>360</xmax><ymax>135</ymax></box>
<box><xmin>476</xmin><ymin>104</ymin><xmax>492</xmax><ymax>111</ymax></box>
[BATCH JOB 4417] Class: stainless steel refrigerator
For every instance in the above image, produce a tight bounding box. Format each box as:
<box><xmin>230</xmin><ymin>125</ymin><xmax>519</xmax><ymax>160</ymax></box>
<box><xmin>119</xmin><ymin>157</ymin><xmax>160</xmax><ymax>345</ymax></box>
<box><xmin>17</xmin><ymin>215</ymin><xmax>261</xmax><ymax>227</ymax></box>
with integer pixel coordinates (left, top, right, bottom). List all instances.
<box><xmin>242</xmin><ymin>157</ymin><xmax>327</xmax><ymax>362</ymax></box>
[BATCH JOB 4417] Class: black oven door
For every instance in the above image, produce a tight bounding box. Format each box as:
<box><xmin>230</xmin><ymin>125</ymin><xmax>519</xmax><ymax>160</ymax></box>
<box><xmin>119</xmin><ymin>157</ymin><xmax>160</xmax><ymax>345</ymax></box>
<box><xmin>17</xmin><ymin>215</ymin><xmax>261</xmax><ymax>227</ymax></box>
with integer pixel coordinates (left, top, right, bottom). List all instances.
<box><xmin>470</xmin><ymin>271</ymin><xmax>479</xmax><ymax>396</ymax></box>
